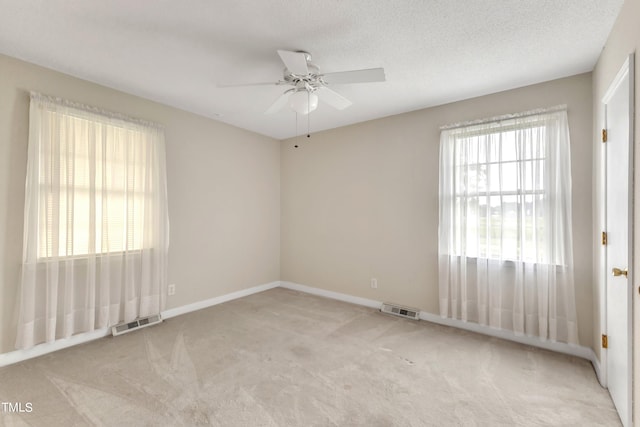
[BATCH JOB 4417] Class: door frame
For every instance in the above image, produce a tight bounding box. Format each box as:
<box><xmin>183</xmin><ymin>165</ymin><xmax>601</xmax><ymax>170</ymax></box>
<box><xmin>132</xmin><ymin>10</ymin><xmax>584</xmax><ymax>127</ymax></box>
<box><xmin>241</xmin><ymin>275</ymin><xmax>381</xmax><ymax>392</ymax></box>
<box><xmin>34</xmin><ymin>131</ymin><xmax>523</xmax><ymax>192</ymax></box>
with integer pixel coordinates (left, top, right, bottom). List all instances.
<box><xmin>600</xmin><ymin>52</ymin><xmax>635</xmax><ymax>426</ymax></box>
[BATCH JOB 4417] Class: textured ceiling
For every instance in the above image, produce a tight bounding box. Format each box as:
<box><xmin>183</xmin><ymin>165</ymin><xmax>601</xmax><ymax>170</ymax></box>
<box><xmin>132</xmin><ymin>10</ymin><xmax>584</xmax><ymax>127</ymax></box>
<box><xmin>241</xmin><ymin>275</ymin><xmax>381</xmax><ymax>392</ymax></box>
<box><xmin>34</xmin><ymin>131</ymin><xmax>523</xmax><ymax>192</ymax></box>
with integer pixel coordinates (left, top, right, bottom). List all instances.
<box><xmin>0</xmin><ymin>0</ymin><xmax>623</xmax><ymax>140</ymax></box>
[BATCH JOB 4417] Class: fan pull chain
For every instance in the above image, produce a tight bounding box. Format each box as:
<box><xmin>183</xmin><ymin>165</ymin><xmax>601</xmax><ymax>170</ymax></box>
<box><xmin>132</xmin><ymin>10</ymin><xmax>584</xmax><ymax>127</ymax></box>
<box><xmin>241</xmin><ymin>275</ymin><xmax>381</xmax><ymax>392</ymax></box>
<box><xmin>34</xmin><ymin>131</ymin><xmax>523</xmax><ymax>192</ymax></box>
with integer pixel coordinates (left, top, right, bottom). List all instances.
<box><xmin>307</xmin><ymin>91</ymin><xmax>311</xmax><ymax>138</ymax></box>
<box><xmin>294</xmin><ymin>112</ymin><xmax>299</xmax><ymax>148</ymax></box>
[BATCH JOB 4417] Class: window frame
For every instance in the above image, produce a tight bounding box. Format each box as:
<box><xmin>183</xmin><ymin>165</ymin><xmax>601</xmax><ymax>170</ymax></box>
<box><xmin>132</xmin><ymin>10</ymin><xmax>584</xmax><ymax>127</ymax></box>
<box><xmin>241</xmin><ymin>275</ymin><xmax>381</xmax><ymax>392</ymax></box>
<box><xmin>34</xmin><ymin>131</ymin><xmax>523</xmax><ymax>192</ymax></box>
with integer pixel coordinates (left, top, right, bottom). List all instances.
<box><xmin>445</xmin><ymin>119</ymin><xmax>555</xmax><ymax>264</ymax></box>
<box><xmin>34</xmin><ymin>107</ymin><xmax>159</xmax><ymax>260</ymax></box>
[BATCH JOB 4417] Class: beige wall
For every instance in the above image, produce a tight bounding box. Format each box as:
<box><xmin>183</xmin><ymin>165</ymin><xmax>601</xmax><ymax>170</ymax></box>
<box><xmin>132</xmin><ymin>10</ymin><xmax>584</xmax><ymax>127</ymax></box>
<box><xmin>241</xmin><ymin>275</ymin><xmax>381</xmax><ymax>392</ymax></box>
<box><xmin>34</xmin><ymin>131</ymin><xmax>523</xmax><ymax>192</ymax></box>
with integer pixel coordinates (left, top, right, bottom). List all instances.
<box><xmin>0</xmin><ymin>54</ymin><xmax>281</xmax><ymax>355</ymax></box>
<box><xmin>281</xmin><ymin>73</ymin><xmax>594</xmax><ymax>348</ymax></box>
<box><xmin>591</xmin><ymin>0</ymin><xmax>640</xmax><ymax>420</ymax></box>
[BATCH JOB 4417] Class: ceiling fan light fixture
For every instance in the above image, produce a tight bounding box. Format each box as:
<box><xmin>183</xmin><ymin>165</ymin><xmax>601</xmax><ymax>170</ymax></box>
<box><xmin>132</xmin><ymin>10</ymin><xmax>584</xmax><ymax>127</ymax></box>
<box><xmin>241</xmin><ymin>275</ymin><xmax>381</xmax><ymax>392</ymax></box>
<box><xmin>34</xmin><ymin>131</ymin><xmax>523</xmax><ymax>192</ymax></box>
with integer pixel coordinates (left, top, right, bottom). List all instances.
<box><xmin>289</xmin><ymin>90</ymin><xmax>318</xmax><ymax>115</ymax></box>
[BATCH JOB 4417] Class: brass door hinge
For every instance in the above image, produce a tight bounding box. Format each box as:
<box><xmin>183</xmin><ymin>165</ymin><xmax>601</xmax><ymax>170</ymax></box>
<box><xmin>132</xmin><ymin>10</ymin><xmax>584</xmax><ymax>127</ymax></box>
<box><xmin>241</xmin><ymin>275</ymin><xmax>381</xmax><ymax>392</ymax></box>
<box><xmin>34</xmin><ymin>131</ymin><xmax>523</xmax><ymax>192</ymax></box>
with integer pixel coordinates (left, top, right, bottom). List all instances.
<box><xmin>602</xmin><ymin>128</ymin><xmax>608</xmax><ymax>143</ymax></box>
<box><xmin>602</xmin><ymin>334</ymin><xmax>608</xmax><ymax>349</ymax></box>
<box><xmin>602</xmin><ymin>231</ymin><xmax>607</xmax><ymax>245</ymax></box>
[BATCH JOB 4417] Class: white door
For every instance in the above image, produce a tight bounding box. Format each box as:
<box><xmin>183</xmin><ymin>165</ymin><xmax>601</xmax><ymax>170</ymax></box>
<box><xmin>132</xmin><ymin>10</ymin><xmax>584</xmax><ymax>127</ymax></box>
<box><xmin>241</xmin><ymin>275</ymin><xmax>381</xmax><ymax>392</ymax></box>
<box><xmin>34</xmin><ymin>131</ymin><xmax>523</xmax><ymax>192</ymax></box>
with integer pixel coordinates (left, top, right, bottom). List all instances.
<box><xmin>604</xmin><ymin>53</ymin><xmax>634</xmax><ymax>427</ymax></box>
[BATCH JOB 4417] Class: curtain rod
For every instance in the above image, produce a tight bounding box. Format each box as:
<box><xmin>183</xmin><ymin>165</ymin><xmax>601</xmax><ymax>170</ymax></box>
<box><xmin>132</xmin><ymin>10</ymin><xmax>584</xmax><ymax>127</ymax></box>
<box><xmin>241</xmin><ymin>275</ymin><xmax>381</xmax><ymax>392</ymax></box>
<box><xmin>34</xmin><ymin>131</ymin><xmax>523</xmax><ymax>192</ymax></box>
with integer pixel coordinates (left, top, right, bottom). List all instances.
<box><xmin>30</xmin><ymin>91</ymin><xmax>164</xmax><ymax>130</ymax></box>
<box><xmin>440</xmin><ymin>104</ymin><xmax>567</xmax><ymax>131</ymax></box>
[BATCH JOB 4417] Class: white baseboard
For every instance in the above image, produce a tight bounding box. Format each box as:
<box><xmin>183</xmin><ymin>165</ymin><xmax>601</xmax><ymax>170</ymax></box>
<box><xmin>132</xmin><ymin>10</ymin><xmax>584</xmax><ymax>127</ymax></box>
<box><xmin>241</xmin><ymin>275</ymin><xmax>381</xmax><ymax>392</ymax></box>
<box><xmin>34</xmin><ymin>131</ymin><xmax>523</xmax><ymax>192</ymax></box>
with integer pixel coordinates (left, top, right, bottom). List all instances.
<box><xmin>589</xmin><ymin>350</ymin><xmax>604</xmax><ymax>387</ymax></box>
<box><xmin>0</xmin><ymin>327</ymin><xmax>111</xmax><ymax>368</ymax></box>
<box><xmin>279</xmin><ymin>281</ymin><xmax>381</xmax><ymax>309</ymax></box>
<box><xmin>279</xmin><ymin>281</ymin><xmax>602</xmax><ymax>377</ymax></box>
<box><xmin>161</xmin><ymin>281</ymin><xmax>280</xmax><ymax>319</ymax></box>
<box><xmin>0</xmin><ymin>281</ymin><xmax>280</xmax><ymax>368</ymax></box>
<box><xmin>418</xmin><ymin>311</ymin><xmax>593</xmax><ymax>360</ymax></box>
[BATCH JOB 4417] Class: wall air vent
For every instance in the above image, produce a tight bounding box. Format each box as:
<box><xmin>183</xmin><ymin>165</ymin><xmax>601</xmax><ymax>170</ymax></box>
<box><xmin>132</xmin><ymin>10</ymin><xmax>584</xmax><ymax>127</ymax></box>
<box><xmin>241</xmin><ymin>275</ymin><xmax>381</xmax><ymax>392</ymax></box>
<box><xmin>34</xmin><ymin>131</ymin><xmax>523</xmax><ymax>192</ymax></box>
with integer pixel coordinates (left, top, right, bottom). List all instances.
<box><xmin>111</xmin><ymin>314</ymin><xmax>162</xmax><ymax>336</ymax></box>
<box><xmin>380</xmin><ymin>303</ymin><xmax>420</xmax><ymax>320</ymax></box>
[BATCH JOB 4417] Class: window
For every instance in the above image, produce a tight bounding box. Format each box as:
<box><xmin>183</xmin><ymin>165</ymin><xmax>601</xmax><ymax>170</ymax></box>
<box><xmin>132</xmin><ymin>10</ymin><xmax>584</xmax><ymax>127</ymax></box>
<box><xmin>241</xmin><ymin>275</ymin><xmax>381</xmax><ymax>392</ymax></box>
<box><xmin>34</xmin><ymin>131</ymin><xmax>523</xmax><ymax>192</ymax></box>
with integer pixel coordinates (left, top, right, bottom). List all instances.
<box><xmin>438</xmin><ymin>106</ymin><xmax>578</xmax><ymax>343</ymax></box>
<box><xmin>439</xmin><ymin>110</ymin><xmax>572</xmax><ymax>266</ymax></box>
<box><xmin>16</xmin><ymin>93</ymin><xmax>169</xmax><ymax>349</ymax></box>
<box><xmin>36</xmin><ymin>113</ymin><xmax>158</xmax><ymax>257</ymax></box>
<box><xmin>450</xmin><ymin>122</ymin><xmax>548</xmax><ymax>263</ymax></box>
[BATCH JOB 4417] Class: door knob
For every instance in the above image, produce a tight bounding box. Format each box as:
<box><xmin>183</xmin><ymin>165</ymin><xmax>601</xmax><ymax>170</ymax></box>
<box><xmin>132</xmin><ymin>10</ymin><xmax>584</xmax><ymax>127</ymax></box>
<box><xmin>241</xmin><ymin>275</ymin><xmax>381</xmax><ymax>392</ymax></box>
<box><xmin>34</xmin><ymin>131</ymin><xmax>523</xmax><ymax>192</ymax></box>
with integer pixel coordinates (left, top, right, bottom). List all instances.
<box><xmin>612</xmin><ymin>267</ymin><xmax>628</xmax><ymax>277</ymax></box>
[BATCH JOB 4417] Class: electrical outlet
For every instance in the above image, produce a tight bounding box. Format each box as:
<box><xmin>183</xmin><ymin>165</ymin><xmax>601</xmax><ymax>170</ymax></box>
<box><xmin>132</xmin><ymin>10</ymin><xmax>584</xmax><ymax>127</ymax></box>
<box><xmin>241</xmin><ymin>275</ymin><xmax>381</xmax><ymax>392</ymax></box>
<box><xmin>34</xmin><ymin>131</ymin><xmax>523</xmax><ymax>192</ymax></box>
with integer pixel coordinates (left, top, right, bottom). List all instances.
<box><xmin>371</xmin><ymin>278</ymin><xmax>378</xmax><ymax>289</ymax></box>
<box><xmin>168</xmin><ymin>284</ymin><xmax>176</xmax><ymax>296</ymax></box>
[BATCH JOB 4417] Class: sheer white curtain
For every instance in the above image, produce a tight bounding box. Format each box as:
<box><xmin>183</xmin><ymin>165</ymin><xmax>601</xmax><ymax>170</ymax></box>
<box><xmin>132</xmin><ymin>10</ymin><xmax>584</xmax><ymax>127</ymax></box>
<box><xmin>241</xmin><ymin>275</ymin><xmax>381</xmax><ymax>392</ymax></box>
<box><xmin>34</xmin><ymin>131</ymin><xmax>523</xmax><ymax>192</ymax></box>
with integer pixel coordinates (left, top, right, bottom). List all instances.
<box><xmin>438</xmin><ymin>107</ymin><xmax>578</xmax><ymax>344</ymax></box>
<box><xmin>16</xmin><ymin>93</ymin><xmax>169</xmax><ymax>349</ymax></box>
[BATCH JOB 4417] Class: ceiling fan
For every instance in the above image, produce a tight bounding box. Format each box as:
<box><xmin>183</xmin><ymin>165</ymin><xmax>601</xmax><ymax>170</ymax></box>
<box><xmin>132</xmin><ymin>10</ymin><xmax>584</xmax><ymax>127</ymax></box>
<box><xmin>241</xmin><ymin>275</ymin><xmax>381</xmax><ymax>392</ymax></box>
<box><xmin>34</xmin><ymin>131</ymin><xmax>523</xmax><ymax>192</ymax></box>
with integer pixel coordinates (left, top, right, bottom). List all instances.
<box><xmin>220</xmin><ymin>50</ymin><xmax>386</xmax><ymax>115</ymax></box>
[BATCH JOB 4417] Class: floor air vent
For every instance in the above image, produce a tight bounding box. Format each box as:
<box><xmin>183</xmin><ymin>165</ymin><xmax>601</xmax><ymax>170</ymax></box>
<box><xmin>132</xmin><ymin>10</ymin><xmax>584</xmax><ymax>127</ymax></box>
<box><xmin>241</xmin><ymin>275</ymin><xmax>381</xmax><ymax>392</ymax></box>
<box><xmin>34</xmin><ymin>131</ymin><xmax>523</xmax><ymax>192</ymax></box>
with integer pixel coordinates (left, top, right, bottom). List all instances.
<box><xmin>112</xmin><ymin>314</ymin><xmax>162</xmax><ymax>336</ymax></box>
<box><xmin>380</xmin><ymin>303</ymin><xmax>420</xmax><ymax>320</ymax></box>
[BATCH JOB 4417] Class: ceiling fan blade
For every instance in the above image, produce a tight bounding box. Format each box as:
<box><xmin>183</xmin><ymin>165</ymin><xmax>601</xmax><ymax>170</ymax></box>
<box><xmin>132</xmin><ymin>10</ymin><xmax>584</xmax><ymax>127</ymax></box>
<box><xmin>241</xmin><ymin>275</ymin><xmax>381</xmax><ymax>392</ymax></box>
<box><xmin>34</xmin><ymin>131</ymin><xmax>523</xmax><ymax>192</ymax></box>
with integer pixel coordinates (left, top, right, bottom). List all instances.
<box><xmin>265</xmin><ymin>91</ymin><xmax>293</xmax><ymax>114</ymax></box>
<box><xmin>277</xmin><ymin>50</ymin><xmax>309</xmax><ymax>75</ymax></box>
<box><xmin>322</xmin><ymin>68</ymin><xmax>386</xmax><ymax>85</ymax></box>
<box><xmin>217</xmin><ymin>81</ymin><xmax>283</xmax><ymax>88</ymax></box>
<box><xmin>316</xmin><ymin>87</ymin><xmax>352</xmax><ymax>110</ymax></box>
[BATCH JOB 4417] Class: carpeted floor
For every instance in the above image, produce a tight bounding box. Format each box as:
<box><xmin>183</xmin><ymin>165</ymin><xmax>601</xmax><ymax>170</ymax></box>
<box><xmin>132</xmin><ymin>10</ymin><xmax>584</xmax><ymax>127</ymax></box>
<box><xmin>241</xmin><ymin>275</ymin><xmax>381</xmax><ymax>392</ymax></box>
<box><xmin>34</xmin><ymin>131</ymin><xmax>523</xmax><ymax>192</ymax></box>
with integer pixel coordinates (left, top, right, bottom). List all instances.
<box><xmin>0</xmin><ymin>288</ymin><xmax>620</xmax><ymax>426</ymax></box>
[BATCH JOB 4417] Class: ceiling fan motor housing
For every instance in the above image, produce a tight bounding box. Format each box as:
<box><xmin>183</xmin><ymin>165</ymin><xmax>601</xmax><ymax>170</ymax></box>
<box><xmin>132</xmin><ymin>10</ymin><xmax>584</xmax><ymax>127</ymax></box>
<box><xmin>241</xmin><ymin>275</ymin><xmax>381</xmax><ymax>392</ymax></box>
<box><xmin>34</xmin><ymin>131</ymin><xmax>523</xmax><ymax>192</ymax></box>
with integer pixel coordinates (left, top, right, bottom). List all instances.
<box><xmin>284</xmin><ymin>63</ymin><xmax>322</xmax><ymax>90</ymax></box>
<box><xmin>257</xmin><ymin>50</ymin><xmax>384</xmax><ymax>115</ymax></box>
